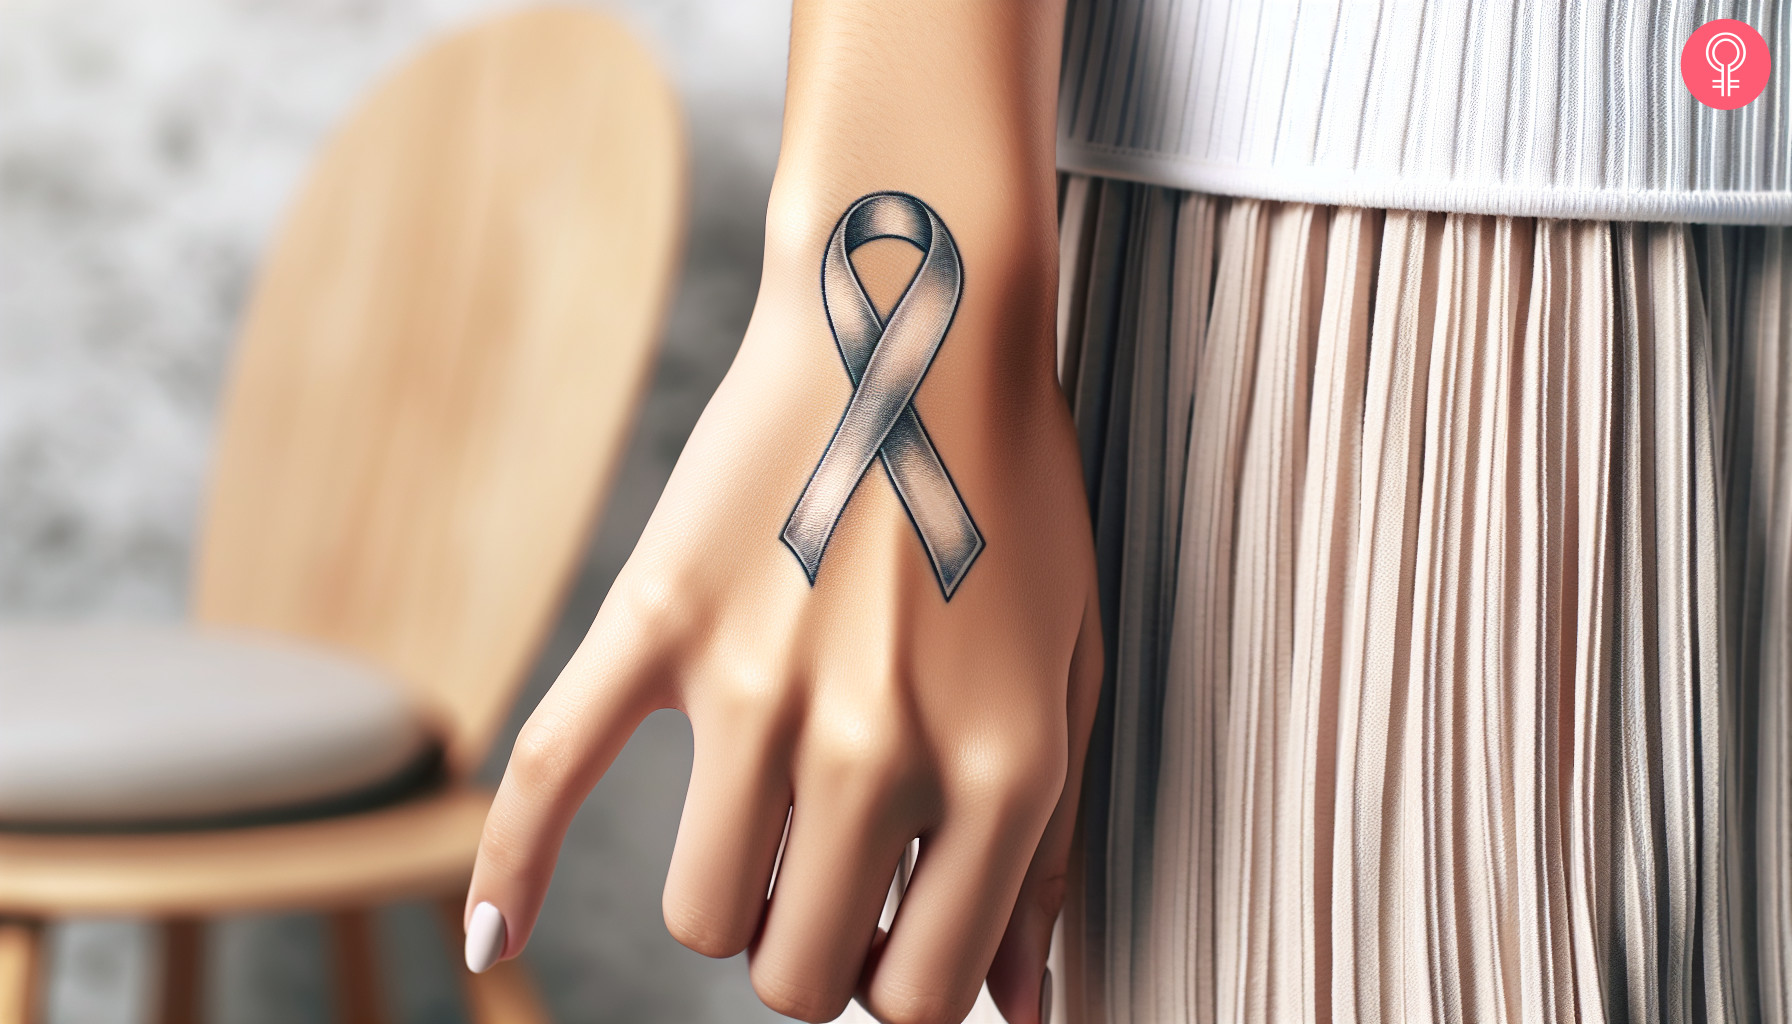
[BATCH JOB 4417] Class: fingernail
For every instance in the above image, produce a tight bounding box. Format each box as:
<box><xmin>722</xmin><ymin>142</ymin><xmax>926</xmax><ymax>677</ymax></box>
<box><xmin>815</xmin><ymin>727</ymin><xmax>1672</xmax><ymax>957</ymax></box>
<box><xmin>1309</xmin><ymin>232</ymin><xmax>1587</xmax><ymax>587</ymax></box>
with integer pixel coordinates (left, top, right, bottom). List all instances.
<box><xmin>465</xmin><ymin>901</ymin><xmax>506</xmax><ymax>973</ymax></box>
<box><xmin>1039</xmin><ymin>967</ymin><xmax>1054</xmax><ymax>1024</ymax></box>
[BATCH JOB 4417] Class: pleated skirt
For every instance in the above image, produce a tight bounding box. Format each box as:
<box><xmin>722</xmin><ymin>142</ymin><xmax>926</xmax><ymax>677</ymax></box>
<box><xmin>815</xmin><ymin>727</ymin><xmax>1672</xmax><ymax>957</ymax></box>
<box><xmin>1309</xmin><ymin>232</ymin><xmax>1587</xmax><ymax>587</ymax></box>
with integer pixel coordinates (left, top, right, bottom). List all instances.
<box><xmin>1056</xmin><ymin>174</ymin><xmax>1792</xmax><ymax>1024</ymax></box>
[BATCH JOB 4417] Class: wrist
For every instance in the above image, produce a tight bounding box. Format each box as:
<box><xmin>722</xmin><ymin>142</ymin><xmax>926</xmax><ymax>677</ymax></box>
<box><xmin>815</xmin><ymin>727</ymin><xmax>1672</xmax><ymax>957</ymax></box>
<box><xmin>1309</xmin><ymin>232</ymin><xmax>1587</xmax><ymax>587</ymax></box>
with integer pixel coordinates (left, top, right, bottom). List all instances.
<box><xmin>757</xmin><ymin>175</ymin><xmax>1060</xmax><ymax>389</ymax></box>
<box><xmin>761</xmin><ymin>0</ymin><xmax>1066</xmax><ymax>369</ymax></box>
<box><xmin>764</xmin><ymin>163</ymin><xmax>1055</xmax><ymax>265</ymax></box>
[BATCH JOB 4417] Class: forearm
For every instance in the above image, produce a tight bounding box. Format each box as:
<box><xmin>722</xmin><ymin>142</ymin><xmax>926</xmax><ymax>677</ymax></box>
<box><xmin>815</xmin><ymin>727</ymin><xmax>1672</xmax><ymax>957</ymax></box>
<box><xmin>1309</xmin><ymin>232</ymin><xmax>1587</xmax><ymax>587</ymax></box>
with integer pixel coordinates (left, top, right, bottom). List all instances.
<box><xmin>763</xmin><ymin>0</ymin><xmax>1067</xmax><ymax>378</ymax></box>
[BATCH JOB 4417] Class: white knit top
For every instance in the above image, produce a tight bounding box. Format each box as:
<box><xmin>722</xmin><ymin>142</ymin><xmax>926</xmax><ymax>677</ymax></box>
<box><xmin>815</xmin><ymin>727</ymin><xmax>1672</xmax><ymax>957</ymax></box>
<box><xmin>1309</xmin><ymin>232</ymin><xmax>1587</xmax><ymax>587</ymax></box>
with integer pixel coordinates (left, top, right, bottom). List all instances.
<box><xmin>1057</xmin><ymin>0</ymin><xmax>1792</xmax><ymax>223</ymax></box>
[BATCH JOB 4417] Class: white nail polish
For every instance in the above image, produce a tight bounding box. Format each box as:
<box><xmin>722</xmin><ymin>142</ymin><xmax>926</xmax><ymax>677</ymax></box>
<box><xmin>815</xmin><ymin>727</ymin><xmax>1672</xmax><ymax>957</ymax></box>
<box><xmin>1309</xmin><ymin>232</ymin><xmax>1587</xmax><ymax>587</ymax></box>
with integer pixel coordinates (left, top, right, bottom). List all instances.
<box><xmin>1040</xmin><ymin>967</ymin><xmax>1054</xmax><ymax>1024</ymax></box>
<box><xmin>465</xmin><ymin>901</ymin><xmax>506</xmax><ymax>974</ymax></box>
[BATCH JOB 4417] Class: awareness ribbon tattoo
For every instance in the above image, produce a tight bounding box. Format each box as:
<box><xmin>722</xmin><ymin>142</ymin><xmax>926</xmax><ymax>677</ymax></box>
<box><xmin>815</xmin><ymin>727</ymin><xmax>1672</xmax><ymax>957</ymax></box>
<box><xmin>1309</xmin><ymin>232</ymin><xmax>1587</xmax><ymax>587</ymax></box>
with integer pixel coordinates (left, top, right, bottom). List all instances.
<box><xmin>782</xmin><ymin>192</ymin><xmax>984</xmax><ymax>599</ymax></box>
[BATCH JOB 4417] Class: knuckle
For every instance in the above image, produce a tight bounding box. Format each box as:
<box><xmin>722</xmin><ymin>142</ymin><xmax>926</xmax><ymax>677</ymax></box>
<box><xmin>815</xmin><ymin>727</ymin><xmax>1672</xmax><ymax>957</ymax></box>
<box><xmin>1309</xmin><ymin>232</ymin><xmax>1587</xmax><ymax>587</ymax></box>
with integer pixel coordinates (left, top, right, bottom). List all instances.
<box><xmin>803</xmin><ymin>711</ymin><xmax>925</xmax><ymax>802</ymax></box>
<box><xmin>606</xmin><ymin>564</ymin><xmax>695</xmax><ymax>643</ymax></box>
<box><xmin>750</xmin><ymin>959</ymin><xmax>850</xmax><ymax>1023</ymax></box>
<box><xmin>662</xmin><ymin>893</ymin><xmax>749</xmax><ymax>960</ymax></box>
<box><xmin>561</xmin><ymin>568</ymin><xmax>691</xmax><ymax>708</ymax></box>
<box><xmin>506</xmin><ymin>716</ymin><xmax>575</xmax><ymax>792</ymax></box>
<box><xmin>867</xmin><ymin>975</ymin><xmax>976</xmax><ymax>1024</ymax></box>
<box><xmin>1029</xmin><ymin>866</ymin><xmax>1071</xmax><ymax>917</ymax></box>
<box><xmin>949</xmin><ymin>731</ymin><xmax>1066</xmax><ymax>824</ymax></box>
<box><xmin>704</xmin><ymin>663</ymin><xmax>790</xmax><ymax>722</ymax></box>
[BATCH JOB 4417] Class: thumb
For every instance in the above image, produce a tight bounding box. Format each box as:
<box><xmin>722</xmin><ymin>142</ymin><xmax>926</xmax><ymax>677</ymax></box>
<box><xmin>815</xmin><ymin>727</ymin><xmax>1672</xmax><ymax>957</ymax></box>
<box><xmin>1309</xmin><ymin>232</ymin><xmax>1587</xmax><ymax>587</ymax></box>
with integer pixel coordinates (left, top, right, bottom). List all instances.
<box><xmin>986</xmin><ymin>592</ymin><xmax>1102</xmax><ymax>1024</ymax></box>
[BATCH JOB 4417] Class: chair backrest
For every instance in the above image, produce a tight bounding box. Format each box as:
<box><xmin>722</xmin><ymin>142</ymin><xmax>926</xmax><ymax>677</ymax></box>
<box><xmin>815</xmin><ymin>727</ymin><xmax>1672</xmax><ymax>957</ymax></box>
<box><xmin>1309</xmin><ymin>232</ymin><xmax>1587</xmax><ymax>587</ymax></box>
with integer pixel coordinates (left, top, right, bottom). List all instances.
<box><xmin>192</xmin><ymin>7</ymin><xmax>685</xmax><ymax>778</ymax></box>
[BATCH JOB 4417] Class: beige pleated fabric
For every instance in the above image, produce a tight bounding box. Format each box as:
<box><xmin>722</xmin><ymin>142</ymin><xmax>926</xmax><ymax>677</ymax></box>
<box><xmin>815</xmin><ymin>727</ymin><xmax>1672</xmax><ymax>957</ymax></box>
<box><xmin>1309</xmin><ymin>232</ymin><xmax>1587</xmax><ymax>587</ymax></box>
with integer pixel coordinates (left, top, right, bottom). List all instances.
<box><xmin>1059</xmin><ymin>174</ymin><xmax>1792</xmax><ymax>1024</ymax></box>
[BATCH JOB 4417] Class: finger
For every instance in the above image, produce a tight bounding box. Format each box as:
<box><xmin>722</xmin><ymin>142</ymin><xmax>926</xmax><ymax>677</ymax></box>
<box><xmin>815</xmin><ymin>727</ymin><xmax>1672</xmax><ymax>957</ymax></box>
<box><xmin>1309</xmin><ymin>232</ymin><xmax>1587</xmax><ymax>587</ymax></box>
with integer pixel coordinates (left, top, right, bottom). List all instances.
<box><xmin>986</xmin><ymin>593</ymin><xmax>1103</xmax><ymax>1024</ymax></box>
<box><xmin>862</xmin><ymin>786</ymin><xmax>1056</xmax><ymax>1024</ymax></box>
<box><xmin>662</xmin><ymin>702</ymin><xmax>793</xmax><ymax>958</ymax></box>
<box><xmin>866</xmin><ymin>593</ymin><xmax>1100</xmax><ymax>1024</ymax></box>
<box><xmin>748</xmin><ymin>746</ymin><xmax>920</xmax><ymax>1023</ymax></box>
<box><xmin>464</xmin><ymin>591</ymin><xmax>668</xmax><ymax>968</ymax></box>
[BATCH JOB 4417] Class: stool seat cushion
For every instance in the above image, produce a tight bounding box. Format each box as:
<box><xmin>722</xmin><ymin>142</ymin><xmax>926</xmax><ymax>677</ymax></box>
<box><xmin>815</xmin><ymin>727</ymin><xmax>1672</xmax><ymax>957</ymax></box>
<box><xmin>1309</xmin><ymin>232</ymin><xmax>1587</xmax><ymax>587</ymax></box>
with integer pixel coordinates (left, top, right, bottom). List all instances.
<box><xmin>0</xmin><ymin>625</ymin><xmax>437</xmax><ymax>828</ymax></box>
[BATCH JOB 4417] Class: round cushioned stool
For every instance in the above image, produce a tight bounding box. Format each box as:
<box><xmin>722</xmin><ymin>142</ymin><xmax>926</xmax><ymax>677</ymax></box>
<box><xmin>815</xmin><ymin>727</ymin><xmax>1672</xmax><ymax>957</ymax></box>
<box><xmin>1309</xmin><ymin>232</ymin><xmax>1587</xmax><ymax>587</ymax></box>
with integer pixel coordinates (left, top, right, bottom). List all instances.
<box><xmin>0</xmin><ymin>626</ymin><xmax>438</xmax><ymax>829</ymax></box>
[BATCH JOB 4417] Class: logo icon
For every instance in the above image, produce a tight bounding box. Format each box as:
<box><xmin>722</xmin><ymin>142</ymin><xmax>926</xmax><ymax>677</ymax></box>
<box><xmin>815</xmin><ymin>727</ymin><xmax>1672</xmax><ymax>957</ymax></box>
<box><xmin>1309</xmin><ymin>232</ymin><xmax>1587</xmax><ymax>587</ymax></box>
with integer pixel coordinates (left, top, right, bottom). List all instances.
<box><xmin>1682</xmin><ymin>20</ymin><xmax>1770</xmax><ymax>109</ymax></box>
<box><xmin>1709</xmin><ymin>31</ymin><xmax>1747</xmax><ymax>96</ymax></box>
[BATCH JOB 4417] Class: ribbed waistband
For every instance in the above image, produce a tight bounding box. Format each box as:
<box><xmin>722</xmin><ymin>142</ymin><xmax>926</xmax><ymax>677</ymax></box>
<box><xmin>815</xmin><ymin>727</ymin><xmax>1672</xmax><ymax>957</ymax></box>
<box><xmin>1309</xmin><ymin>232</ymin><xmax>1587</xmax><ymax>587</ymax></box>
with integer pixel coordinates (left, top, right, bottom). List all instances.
<box><xmin>1058</xmin><ymin>0</ymin><xmax>1792</xmax><ymax>225</ymax></box>
<box><xmin>1061</xmin><ymin>141</ymin><xmax>1792</xmax><ymax>224</ymax></box>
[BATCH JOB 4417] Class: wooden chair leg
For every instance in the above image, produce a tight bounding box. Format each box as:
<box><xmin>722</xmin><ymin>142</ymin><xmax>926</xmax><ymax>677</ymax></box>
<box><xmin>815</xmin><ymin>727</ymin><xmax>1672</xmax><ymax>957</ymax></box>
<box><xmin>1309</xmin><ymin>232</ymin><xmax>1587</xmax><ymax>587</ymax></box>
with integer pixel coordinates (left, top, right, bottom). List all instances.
<box><xmin>156</xmin><ymin>918</ymin><xmax>204</xmax><ymax>1024</ymax></box>
<box><xmin>434</xmin><ymin>898</ymin><xmax>550</xmax><ymax>1024</ymax></box>
<box><xmin>0</xmin><ymin>919</ymin><xmax>43</xmax><ymax>1024</ymax></box>
<box><xmin>328</xmin><ymin>910</ymin><xmax>388</xmax><ymax>1024</ymax></box>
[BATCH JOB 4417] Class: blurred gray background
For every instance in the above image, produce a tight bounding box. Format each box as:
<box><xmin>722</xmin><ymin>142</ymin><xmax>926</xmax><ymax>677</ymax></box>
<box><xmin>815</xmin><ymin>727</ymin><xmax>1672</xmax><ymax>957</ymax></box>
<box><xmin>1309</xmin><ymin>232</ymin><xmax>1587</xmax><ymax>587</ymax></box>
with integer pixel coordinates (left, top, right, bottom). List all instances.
<box><xmin>0</xmin><ymin>0</ymin><xmax>793</xmax><ymax>1020</ymax></box>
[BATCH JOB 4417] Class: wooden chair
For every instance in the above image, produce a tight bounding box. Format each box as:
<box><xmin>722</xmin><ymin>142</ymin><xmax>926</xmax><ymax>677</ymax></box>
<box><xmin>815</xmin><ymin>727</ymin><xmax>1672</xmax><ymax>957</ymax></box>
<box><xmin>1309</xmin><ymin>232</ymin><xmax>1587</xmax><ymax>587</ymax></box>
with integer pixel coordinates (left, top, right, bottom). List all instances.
<box><xmin>0</xmin><ymin>8</ymin><xmax>684</xmax><ymax>1021</ymax></box>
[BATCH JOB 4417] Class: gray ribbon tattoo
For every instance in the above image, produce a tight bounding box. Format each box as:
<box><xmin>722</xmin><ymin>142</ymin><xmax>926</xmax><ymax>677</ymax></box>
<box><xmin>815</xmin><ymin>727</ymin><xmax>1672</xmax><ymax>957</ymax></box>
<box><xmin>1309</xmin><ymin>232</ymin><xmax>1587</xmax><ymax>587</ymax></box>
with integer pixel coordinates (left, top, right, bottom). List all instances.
<box><xmin>782</xmin><ymin>191</ymin><xmax>984</xmax><ymax>600</ymax></box>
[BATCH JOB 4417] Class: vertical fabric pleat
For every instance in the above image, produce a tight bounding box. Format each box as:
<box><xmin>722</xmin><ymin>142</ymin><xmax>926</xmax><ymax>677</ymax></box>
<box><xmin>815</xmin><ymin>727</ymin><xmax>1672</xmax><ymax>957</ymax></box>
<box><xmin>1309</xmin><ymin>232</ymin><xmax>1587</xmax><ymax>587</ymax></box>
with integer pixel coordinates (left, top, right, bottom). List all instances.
<box><xmin>1060</xmin><ymin>171</ymin><xmax>1792</xmax><ymax>1024</ymax></box>
<box><xmin>1742</xmin><ymin>226</ymin><xmax>1792</xmax><ymax>1024</ymax></box>
<box><xmin>1274</xmin><ymin>205</ymin><xmax>1379</xmax><ymax>1024</ymax></box>
<box><xmin>1214</xmin><ymin>201</ymin><xmax>1325</xmax><ymax>1023</ymax></box>
<box><xmin>1332</xmin><ymin>208</ymin><xmax>1442</xmax><ymax>1024</ymax></box>
<box><xmin>1158</xmin><ymin>195</ymin><xmax>1271</xmax><ymax>1024</ymax></box>
<box><xmin>1062</xmin><ymin>179</ymin><xmax>1214</xmax><ymax>1024</ymax></box>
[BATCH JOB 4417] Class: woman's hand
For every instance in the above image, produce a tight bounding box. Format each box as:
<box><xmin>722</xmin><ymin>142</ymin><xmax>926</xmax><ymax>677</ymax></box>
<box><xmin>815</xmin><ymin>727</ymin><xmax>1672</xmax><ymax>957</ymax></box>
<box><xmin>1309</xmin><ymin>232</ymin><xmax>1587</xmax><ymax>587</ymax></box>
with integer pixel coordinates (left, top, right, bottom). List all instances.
<box><xmin>464</xmin><ymin>201</ymin><xmax>1098</xmax><ymax>1023</ymax></box>
<box><xmin>465</xmin><ymin>4</ymin><xmax>1089</xmax><ymax>1023</ymax></box>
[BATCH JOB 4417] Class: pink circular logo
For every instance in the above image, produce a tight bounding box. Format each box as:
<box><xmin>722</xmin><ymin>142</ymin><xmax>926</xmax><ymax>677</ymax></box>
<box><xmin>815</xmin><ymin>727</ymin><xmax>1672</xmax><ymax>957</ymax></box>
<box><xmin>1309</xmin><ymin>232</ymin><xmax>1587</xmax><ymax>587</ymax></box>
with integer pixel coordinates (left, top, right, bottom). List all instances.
<box><xmin>1682</xmin><ymin>20</ymin><xmax>1770</xmax><ymax>110</ymax></box>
